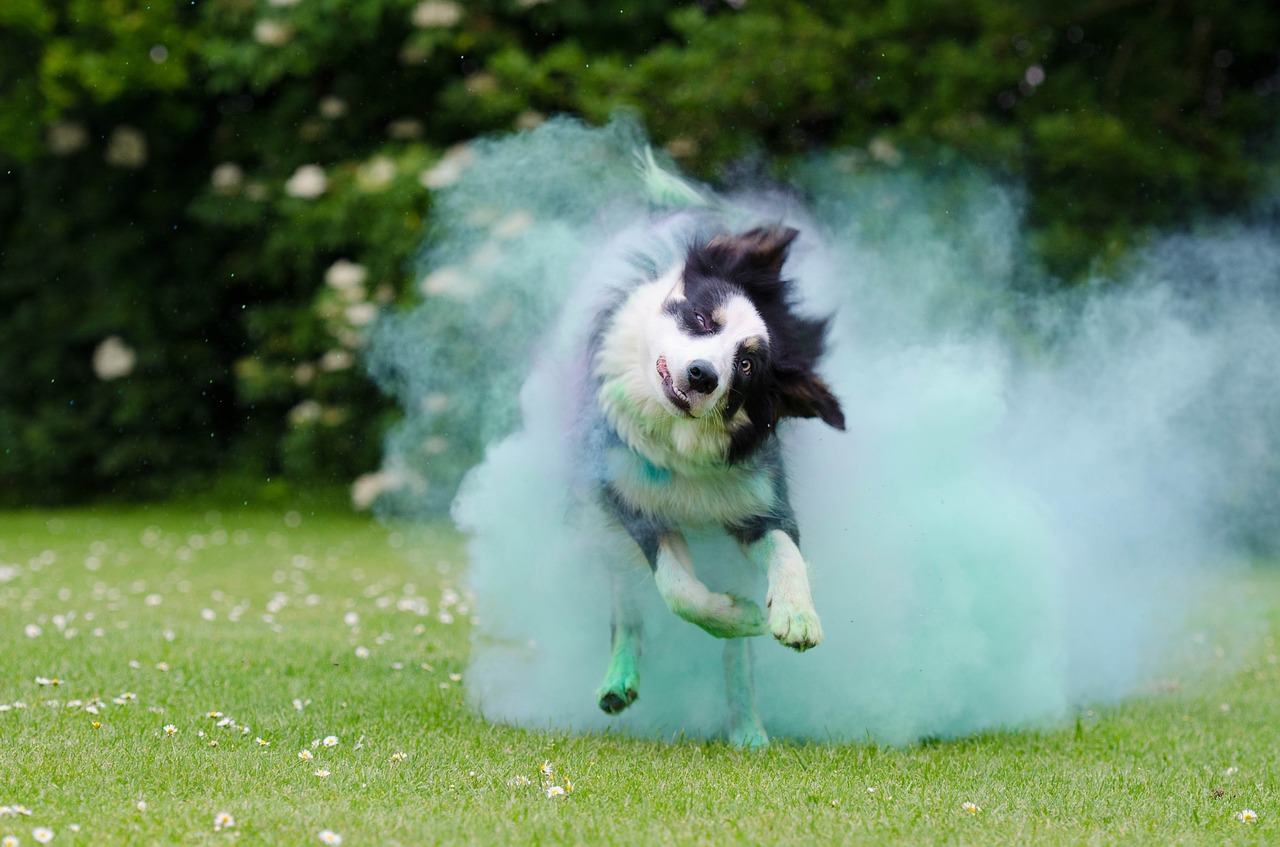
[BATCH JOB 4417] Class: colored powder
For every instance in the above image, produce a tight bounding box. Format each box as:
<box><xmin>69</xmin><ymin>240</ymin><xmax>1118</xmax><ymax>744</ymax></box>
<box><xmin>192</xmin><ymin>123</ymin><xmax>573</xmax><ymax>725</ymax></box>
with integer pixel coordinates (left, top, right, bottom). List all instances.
<box><xmin>367</xmin><ymin>116</ymin><xmax>1279</xmax><ymax>744</ymax></box>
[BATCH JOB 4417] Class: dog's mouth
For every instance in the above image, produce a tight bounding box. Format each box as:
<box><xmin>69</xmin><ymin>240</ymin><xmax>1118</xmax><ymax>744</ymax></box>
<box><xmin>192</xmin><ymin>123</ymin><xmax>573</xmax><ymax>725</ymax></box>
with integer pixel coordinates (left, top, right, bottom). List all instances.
<box><xmin>656</xmin><ymin>356</ymin><xmax>692</xmax><ymax>414</ymax></box>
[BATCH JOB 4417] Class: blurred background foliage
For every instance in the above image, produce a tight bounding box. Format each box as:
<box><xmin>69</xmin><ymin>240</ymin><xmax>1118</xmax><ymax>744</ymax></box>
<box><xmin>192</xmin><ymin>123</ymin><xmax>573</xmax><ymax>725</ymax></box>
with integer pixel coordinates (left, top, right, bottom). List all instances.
<box><xmin>1</xmin><ymin>0</ymin><xmax>1277</xmax><ymax>507</ymax></box>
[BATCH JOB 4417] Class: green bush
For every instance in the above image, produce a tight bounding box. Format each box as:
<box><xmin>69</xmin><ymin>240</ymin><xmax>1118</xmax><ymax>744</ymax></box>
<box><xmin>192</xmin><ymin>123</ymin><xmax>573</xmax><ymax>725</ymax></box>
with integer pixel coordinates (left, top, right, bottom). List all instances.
<box><xmin>0</xmin><ymin>0</ymin><xmax>1276</xmax><ymax>506</ymax></box>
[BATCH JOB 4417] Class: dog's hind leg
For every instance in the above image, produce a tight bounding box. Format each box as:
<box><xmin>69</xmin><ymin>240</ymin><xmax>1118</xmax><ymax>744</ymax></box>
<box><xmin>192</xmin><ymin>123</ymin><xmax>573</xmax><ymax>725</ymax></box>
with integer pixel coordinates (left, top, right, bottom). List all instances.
<box><xmin>724</xmin><ymin>638</ymin><xmax>768</xmax><ymax>750</ymax></box>
<box><xmin>597</xmin><ymin>574</ymin><xmax>642</xmax><ymax>715</ymax></box>
<box><xmin>655</xmin><ymin>533</ymin><xmax>768</xmax><ymax>639</ymax></box>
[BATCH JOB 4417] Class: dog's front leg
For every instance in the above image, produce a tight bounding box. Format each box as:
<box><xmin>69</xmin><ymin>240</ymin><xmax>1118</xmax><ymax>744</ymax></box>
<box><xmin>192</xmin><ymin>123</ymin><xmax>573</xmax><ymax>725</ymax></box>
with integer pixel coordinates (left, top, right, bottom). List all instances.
<box><xmin>654</xmin><ymin>532</ymin><xmax>767</xmax><ymax>639</ymax></box>
<box><xmin>744</xmin><ymin>529</ymin><xmax>823</xmax><ymax>651</ymax></box>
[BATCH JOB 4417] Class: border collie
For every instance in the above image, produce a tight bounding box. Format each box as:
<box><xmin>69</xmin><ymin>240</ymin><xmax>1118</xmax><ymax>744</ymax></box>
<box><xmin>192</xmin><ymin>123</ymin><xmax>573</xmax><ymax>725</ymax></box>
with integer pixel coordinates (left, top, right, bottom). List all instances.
<box><xmin>587</xmin><ymin>224</ymin><xmax>845</xmax><ymax>748</ymax></box>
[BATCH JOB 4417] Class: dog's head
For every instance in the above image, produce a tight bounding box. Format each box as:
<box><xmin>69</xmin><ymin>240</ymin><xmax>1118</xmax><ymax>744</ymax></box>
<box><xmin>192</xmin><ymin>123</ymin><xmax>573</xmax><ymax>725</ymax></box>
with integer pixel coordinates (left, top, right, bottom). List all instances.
<box><xmin>640</xmin><ymin>225</ymin><xmax>845</xmax><ymax>461</ymax></box>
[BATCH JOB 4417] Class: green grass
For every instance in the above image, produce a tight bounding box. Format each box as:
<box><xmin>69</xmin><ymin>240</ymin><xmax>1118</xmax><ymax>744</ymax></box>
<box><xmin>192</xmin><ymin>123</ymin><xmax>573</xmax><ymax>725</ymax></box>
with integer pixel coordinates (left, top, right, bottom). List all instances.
<box><xmin>2</xmin><ymin>506</ymin><xmax>1278</xmax><ymax>846</ymax></box>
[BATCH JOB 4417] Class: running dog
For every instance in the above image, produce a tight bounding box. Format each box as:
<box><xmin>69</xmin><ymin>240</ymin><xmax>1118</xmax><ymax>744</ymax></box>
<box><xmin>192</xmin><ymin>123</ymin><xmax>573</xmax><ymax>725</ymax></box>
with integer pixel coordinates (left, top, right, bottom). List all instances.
<box><xmin>587</xmin><ymin>224</ymin><xmax>845</xmax><ymax>748</ymax></box>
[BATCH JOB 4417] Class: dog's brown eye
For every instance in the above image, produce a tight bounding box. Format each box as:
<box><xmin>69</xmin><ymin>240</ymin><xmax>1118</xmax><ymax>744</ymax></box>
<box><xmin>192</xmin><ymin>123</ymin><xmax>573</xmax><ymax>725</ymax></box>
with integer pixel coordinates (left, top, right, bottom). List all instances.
<box><xmin>739</xmin><ymin>357</ymin><xmax>753</xmax><ymax>375</ymax></box>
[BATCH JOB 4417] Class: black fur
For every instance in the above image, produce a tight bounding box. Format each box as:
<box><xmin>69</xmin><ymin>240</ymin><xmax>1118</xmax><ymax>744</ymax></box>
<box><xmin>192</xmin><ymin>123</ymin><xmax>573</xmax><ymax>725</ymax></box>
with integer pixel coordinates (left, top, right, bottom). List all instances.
<box><xmin>683</xmin><ymin>226</ymin><xmax>845</xmax><ymax>462</ymax></box>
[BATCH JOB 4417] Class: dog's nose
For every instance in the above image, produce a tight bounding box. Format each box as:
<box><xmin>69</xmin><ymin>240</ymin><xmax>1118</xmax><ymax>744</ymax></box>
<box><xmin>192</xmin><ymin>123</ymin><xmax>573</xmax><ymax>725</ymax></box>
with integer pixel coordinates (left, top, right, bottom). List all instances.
<box><xmin>686</xmin><ymin>360</ymin><xmax>718</xmax><ymax>394</ymax></box>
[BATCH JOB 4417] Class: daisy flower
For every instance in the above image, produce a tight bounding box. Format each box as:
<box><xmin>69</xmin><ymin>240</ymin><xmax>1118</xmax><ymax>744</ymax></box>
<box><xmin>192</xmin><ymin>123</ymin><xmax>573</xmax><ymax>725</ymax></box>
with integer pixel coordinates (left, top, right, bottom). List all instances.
<box><xmin>136</xmin><ymin>801</ymin><xmax>147</xmax><ymax>814</ymax></box>
<box><xmin>213</xmin><ymin>811</ymin><xmax>235</xmax><ymax>831</ymax></box>
<box><xmin>322</xmin><ymin>736</ymin><xmax>339</xmax><ymax>748</ymax></box>
<box><xmin>163</xmin><ymin>725</ymin><xmax>177</xmax><ymax>736</ymax></box>
<box><xmin>1238</xmin><ymin>809</ymin><xmax>1258</xmax><ymax>823</ymax></box>
<box><xmin>11</xmin><ymin>808</ymin><xmax>31</xmax><ymax>817</ymax></box>
<box><xmin>564</xmin><ymin>779</ymin><xmax>574</xmax><ymax>793</ymax></box>
<box><xmin>2</xmin><ymin>835</ymin><xmax>18</xmax><ymax>847</ymax></box>
<box><xmin>299</xmin><ymin>750</ymin><xmax>314</xmax><ymax>760</ymax></box>
<box><xmin>317</xmin><ymin>830</ymin><xmax>343</xmax><ymax>845</ymax></box>
<box><xmin>207</xmin><ymin>711</ymin><xmax>223</xmax><ymax>719</ymax></box>
<box><xmin>962</xmin><ymin>801</ymin><xmax>980</xmax><ymax>814</ymax></box>
<box><xmin>255</xmin><ymin>737</ymin><xmax>270</xmax><ymax>747</ymax></box>
<box><xmin>539</xmin><ymin>761</ymin><xmax>553</xmax><ymax>777</ymax></box>
<box><xmin>508</xmin><ymin>776</ymin><xmax>530</xmax><ymax>787</ymax></box>
<box><xmin>314</xmin><ymin>769</ymin><xmax>331</xmax><ymax>778</ymax></box>
<box><xmin>390</xmin><ymin>752</ymin><xmax>408</xmax><ymax>763</ymax></box>
<box><xmin>545</xmin><ymin>785</ymin><xmax>565</xmax><ymax>798</ymax></box>
<box><xmin>32</xmin><ymin>828</ymin><xmax>53</xmax><ymax>844</ymax></box>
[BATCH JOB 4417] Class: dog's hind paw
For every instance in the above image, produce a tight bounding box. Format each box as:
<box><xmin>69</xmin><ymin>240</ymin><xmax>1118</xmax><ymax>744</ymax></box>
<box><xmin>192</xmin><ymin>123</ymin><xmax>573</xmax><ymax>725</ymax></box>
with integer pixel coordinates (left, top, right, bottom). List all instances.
<box><xmin>597</xmin><ymin>687</ymin><xmax>636</xmax><ymax>715</ymax></box>
<box><xmin>596</xmin><ymin>667</ymin><xmax>639</xmax><ymax>715</ymax></box>
<box><xmin>767</xmin><ymin>600</ymin><xmax>823</xmax><ymax>652</ymax></box>
<box><xmin>729</xmin><ymin>721</ymin><xmax>770</xmax><ymax>751</ymax></box>
<box><xmin>599</xmin><ymin>685</ymin><xmax>640</xmax><ymax>716</ymax></box>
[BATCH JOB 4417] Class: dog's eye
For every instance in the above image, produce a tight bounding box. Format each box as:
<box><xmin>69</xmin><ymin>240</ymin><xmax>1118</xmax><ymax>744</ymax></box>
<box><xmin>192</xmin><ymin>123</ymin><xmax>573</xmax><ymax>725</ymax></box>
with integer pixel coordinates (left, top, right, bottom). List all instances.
<box><xmin>738</xmin><ymin>357</ymin><xmax>753</xmax><ymax>375</ymax></box>
<box><xmin>693</xmin><ymin>312</ymin><xmax>709</xmax><ymax>331</ymax></box>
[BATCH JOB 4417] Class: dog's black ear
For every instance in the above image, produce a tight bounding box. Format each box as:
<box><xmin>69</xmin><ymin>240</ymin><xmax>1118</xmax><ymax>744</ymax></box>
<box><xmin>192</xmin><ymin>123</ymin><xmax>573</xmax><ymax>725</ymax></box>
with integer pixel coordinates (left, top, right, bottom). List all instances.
<box><xmin>733</xmin><ymin>226</ymin><xmax>799</xmax><ymax>277</ymax></box>
<box><xmin>777</xmin><ymin>372</ymin><xmax>845</xmax><ymax>431</ymax></box>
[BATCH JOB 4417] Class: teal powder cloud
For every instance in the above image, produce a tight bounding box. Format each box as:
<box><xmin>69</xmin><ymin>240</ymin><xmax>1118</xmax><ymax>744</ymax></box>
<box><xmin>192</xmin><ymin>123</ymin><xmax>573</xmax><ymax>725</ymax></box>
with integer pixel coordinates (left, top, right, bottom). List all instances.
<box><xmin>367</xmin><ymin>117</ymin><xmax>1279</xmax><ymax>745</ymax></box>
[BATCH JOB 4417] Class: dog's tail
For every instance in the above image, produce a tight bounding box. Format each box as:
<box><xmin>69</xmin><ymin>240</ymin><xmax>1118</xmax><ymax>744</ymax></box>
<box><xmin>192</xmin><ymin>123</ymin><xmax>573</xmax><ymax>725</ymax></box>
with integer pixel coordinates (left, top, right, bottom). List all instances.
<box><xmin>635</xmin><ymin>146</ymin><xmax>714</xmax><ymax>209</ymax></box>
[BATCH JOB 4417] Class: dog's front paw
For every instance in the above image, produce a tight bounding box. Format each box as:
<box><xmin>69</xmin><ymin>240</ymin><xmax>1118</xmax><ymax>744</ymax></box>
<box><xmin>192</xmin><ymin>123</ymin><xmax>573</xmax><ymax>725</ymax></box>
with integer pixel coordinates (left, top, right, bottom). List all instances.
<box><xmin>766</xmin><ymin>595</ymin><xmax>823</xmax><ymax>651</ymax></box>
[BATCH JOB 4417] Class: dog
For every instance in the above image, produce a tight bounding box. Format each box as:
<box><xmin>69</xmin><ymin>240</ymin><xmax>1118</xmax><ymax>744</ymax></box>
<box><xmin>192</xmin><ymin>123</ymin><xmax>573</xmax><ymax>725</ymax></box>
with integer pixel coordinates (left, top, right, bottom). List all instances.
<box><xmin>585</xmin><ymin>223</ymin><xmax>845</xmax><ymax>748</ymax></box>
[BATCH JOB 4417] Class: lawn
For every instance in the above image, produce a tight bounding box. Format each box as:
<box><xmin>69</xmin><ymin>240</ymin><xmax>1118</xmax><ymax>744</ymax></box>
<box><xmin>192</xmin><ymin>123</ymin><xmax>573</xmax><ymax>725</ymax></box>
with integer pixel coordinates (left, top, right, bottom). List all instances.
<box><xmin>2</xmin><ymin>506</ymin><xmax>1277</xmax><ymax>846</ymax></box>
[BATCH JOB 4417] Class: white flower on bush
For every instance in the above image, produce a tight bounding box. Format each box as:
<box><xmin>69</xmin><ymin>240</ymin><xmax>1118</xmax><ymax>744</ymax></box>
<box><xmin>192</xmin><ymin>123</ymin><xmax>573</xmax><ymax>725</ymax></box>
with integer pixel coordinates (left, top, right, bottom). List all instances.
<box><xmin>288</xmin><ymin>401</ymin><xmax>322</xmax><ymax>426</ymax></box>
<box><xmin>350</xmin><ymin>469</ymin><xmax>426</xmax><ymax>510</ymax></box>
<box><xmin>285</xmin><ymin>164</ymin><xmax>327</xmax><ymax>199</ymax></box>
<box><xmin>324</xmin><ymin>259</ymin><xmax>367</xmax><ymax>291</ymax></box>
<box><xmin>344</xmin><ymin>303</ymin><xmax>378</xmax><ymax>327</ymax></box>
<box><xmin>515</xmin><ymin>110</ymin><xmax>546</xmax><ymax>131</ymax></box>
<box><xmin>48</xmin><ymin>122</ymin><xmax>89</xmax><ymax>155</ymax></box>
<box><xmin>105</xmin><ymin>126</ymin><xmax>148</xmax><ymax>168</ymax></box>
<box><xmin>387</xmin><ymin>118</ymin><xmax>424</xmax><ymax>140</ymax></box>
<box><xmin>93</xmin><ymin>336</ymin><xmax>137</xmax><ymax>381</ymax></box>
<box><xmin>357</xmin><ymin>156</ymin><xmax>397</xmax><ymax>191</ymax></box>
<box><xmin>210</xmin><ymin>163</ymin><xmax>244</xmax><ymax>193</ymax></box>
<box><xmin>411</xmin><ymin>1</ymin><xmax>461</xmax><ymax>27</ymax></box>
<box><xmin>319</xmin><ymin>97</ymin><xmax>348</xmax><ymax>119</ymax></box>
<box><xmin>319</xmin><ymin>350</ymin><xmax>354</xmax><ymax>372</ymax></box>
<box><xmin>253</xmin><ymin>20</ymin><xmax>293</xmax><ymax>46</ymax></box>
<box><xmin>418</xmin><ymin>144</ymin><xmax>473</xmax><ymax>190</ymax></box>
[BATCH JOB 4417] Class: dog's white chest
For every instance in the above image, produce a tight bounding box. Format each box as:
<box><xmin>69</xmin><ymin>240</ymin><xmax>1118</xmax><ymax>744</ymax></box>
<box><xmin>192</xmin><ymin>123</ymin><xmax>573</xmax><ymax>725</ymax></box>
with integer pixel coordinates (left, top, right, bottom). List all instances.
<box><xmin>604</xmin><ymin>446</ymin><xmax>774</xmax><ymax>527</ymax></box>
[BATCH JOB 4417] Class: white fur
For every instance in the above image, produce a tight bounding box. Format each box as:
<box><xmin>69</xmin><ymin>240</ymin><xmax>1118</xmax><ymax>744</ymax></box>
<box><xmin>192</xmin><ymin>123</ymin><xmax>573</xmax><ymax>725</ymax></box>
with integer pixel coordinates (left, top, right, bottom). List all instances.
<box><xmin>653</xmin><ymin>533</ymin><xmax>767</xmax><ymax>638</ymax></box>
<box><xmin>744</xmin><ymin>529</ymin><xmax>823</xmax><ymax>650</ymax></box>
<box><xmin>593</xmin><ymin>266</ymin><xmax>766</xmax><ymax>473</ymax></box>
<box><xmin>593</xmin><ymin>266</ymin><xmax>780</xmax><ymax>529</ymax></box>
